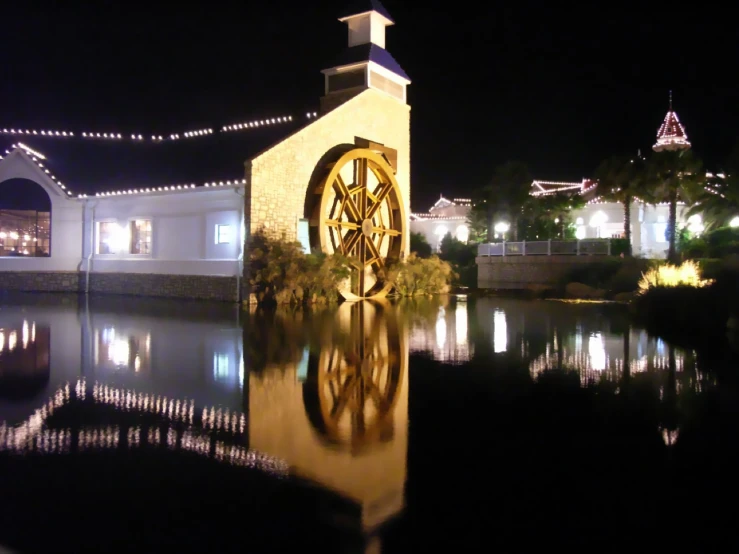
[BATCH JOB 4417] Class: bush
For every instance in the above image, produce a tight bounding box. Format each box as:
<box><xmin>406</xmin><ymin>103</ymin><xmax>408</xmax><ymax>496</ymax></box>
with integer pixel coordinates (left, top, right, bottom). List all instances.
<box><xmin>247</xmin><ymin>233</ymin><xmax>353</xmax><ymax>305</ymax></box>
<box><xmin>386</xmin><ymin>253</ymin><xmax>454</xmax><ymax>296</ymax></box>
<box><xmin>610</xmin><ymin>238</ymin><xmax>630</xmax><ymax>257</ymax></box>
<box><xmin>411</xmin><ymin>232</ymin><xmax>433</xmax><ymax>258</ymax></box>
<box><xmin>637</xmin><ymin>260</ymin><xmax>713</xmax><ymax>293</ymax></box>
<box><xmin>681</xmin><ymin>227</ymin><xmax>739</xmax><ymax>259</ymax></box>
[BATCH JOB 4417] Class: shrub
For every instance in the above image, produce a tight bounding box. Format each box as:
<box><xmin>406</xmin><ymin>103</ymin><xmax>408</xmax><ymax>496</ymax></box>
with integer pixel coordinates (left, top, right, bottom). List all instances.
<box><xmin>681</xmin><ymin>226</ymin><xmax>739</xmax><ymax>259</ymax></box>
<box><xmin>387</xmin><ymin>253</ymin><xmax>454</xmax><ymax>296</ymax></box>
<box><xmin>410</xmin><ymin>232</ymin><xmax>433</xmax><ymax>258</ymax></box>
<box><xmin>247</xmin><ymin>233</ymin><xmax>353</xmax><ymax>305</ymax></box>
<box><xmin>637</xmin><ymin>260</ymin><xmax>713</xmax><ymax>293</ymax></box>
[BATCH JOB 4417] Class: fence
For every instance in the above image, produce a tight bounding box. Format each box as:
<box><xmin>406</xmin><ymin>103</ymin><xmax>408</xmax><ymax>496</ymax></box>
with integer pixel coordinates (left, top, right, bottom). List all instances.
<box><xmin>477</xmin><ymin>239</ymin><xmax>612</xmax><ymax>257</ymax></box>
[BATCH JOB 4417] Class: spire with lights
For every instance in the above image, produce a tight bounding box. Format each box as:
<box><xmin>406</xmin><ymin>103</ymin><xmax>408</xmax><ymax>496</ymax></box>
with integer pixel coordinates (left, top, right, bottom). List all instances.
<box><xmin>653</xmin><ymin>91</ymin><xmax>691</xmax><ymax>152</ymax></box>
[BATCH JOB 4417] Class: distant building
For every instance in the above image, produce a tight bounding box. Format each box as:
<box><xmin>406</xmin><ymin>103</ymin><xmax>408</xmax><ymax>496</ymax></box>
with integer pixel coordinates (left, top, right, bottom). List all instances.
<box><xmin>412</xmin><ymin>97</ymin><xmax>705</xmax><ymax>259</ymax></box>
<box><xmin>410</xmin><ymin>196</ymin><xmax>471</xmax><ymax>251</ymax></box>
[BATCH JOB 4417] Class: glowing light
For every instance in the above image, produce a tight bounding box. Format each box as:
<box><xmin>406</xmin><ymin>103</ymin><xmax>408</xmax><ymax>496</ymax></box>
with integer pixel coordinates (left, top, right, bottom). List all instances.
<box><xmin>589</xmin><ymin>333</ymin><xmax>606</xmax><ymax>371</ymax></box>
<box><xmin>687</xmin><ymin>214</ymin><xmax>704</xmax><ymax>236</ymax></box>
<box><xmin>589</xmin><ymin>211</ymin><xmax>608</xmax><ymax>228</ymax></box>
<box><xmin>455</xmin><ymin>224</ymin><xmax>469</xmax><ymax>243</ymax></box>
<box><xmin>435</xmin><ymin>307</ymin><xmax>447</xmax><ymax>350</ymax></box>
<box><xmin>575</xmin><ymin>225</ymin><xmax>586</xmax><ymax>240</ymax></box>
<box><xmin>494</xmin><ymin>222</ymin><xmax>510</xmax><ymax>234</ymax></box>
<box><xmin>455</xmin><ymin>303</ymin><xmax>468</xmax><ymax>346</ymax></box>
<box><xmin>16</xmin><ymin>142</ymin><xmax>46</xmax><ymax>160</ymax></box>
<box><xmin>9</xmin><ymin>232</ymin><xmax>19</xmax><ymax>240</ymax></box>
<box><xmin>730</xmin><ymin>216</ymin><xmax>739</xmax><ymax>228</ymax></box>
<box><xmin>493</xmin><ymin>309</ymin><xmax>507</xmax><ymax>353</ymax></box>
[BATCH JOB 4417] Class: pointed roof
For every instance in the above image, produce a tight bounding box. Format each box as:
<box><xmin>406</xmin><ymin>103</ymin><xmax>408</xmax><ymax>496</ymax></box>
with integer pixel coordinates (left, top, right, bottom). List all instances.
<box><xmin>653</xmin><ymin>94</ymin><xmax>691</xmax><ymax>152</ymax></box>
<box><xmin>338</xmin><ymin>0</ymin><xmax>394</xmax><ymax>24</ymax></box>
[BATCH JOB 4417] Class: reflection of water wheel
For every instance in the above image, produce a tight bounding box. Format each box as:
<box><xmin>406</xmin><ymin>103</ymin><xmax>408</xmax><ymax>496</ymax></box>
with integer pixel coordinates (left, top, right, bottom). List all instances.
<box><xmin>303</xmin><ymin>302</ymin><xmax>404</xmax><ymax>453</ymax></box>
<box><xmin>309</xmin><ymin>148</ymin><xmax>407</xmax><ymax>301</ymax></box>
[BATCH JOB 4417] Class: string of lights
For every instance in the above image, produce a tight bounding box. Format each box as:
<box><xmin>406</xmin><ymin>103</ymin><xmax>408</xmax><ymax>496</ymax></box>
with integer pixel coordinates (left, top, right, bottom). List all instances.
<box><xmin>1</xmin><ymin>112</ymin><xmax>310</xmax><ymax>143</ymax></box>
<box><xmin>88</xmin><ymin>178</ymin><xmax>247</xmax><ymax>199</ymax></box>
<box><xmin>5</xmin><ymin>145</ymin><xmax>73</xmax><ymax>196</ymax></box>
<box><xmin>222</xmin><ymin>116</ymin><xmax>293</xmax><ymax>132</ymax></box>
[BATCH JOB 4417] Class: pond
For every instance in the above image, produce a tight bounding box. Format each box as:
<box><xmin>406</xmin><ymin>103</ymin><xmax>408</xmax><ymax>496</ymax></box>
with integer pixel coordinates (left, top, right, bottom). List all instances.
<box><xmin>1</xmin><ymin>293</ymin><xmax>738</xmax><ymax>552</ymax></box>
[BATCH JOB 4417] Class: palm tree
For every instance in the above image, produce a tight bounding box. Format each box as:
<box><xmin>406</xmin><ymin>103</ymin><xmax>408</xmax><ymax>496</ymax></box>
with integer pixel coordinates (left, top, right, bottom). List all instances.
<box><xmin>645</xmin><ymin>150</ymin><xmax>705</xmax><ymax>263</ymax></box>
<box><xmin>686</xmin><ymin>145</ymin><xmax>739</xmax><ymax>231</ymax></box>
<box><xmin>686</xmin><ymin>172</ymin><xmax>739</xmax><ymax>231</ymax></box>
<box><xmin>474</xmin><ymin>161</ymin><xmax>533</xmax><ymax>241</ymax></box>
<box><xmin>594</xmin><ymin>155</ymin><xmax>648</xmax><ymax>256</ymax></box>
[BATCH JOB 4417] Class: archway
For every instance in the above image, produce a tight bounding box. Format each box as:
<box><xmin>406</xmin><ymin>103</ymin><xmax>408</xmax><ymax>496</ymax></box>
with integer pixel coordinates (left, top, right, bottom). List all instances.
<box><xmin>0</xmin><ymin>178</ymin><xmax>52</xmax><ymax>257</ymax></box>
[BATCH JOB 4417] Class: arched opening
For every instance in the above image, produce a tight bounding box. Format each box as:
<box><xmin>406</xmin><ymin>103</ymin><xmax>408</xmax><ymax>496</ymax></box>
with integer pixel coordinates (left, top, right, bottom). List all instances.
<box><xmin>0</xmin><ymin>178</ymin><xmax>51</xmax><ymax>257</ymax></box>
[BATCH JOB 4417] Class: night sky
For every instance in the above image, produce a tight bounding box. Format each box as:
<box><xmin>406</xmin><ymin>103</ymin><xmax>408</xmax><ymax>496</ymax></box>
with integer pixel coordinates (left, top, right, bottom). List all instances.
<box><xmin>2</xmin><ymin>2</ymin><xmax>737</xmax><ymax>211</ymax></box>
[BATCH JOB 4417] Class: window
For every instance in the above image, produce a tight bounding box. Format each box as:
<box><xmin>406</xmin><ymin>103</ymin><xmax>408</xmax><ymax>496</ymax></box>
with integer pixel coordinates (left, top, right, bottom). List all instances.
<box><xmin>97</xmin><ymin>222</ymin><xmax>120</xmax><ymax>254</ymax></box>
<box><xmin>328</xmin><ymin>69</ymin><xmax>365</xmax><ymax>93</ymax></box>
<box><xmin>215</xmin><ymin>224</ymin><xmax>231</xmax><ymax>244</ymax></box>
<box><xmin>130</xmin><ymin>220</ymin><xmax>152</xmax><ymax>254</ymax></box>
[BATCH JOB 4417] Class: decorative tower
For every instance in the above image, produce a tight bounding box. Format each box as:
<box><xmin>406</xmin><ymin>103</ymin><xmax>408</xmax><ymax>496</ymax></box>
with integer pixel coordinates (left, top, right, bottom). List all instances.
<box><xmin>320</xmin><ymin>0</ymin><xmax>411</xmax><ymax>113</ymax></box>
<box><xmin>653</xmin><ymin>91</ymin><xmax>691</xmax><ymax>152</ymax></box>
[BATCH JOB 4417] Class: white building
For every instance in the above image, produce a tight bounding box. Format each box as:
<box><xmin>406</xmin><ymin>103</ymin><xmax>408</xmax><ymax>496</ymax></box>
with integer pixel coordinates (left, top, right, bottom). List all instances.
<box><xmin>410</xmin><ymin>196</ymin><xmax>471</xmax><ymax>251</ymax></box>
<box><xmin>412</xmin><ymin>101</ymin><xmax>704</xmax><ymax>259</ymax></box>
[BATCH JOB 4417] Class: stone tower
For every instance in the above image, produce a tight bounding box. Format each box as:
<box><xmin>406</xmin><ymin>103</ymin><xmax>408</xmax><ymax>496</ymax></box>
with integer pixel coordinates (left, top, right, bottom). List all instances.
<box><xmin>320</xmin><ymin>0</ymin><xmax>411</xmax><ymax>113</ymax></box>
<box><xmin>653</xmin><ymin>91</ymin><xmax>691</xmax><ymax>152</ymax></box>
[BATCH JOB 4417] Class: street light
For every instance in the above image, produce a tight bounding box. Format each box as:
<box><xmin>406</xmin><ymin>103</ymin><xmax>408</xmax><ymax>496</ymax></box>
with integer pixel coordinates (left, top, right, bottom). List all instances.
<box><xmin>589</xmin><ymin>211</ymin><xmax>608</xmax><ymax>238</ymax></box>
<box><xmin>494</xmin><ymin>222</ymin><xmax>510</xmax><ymax>239</ymax></box>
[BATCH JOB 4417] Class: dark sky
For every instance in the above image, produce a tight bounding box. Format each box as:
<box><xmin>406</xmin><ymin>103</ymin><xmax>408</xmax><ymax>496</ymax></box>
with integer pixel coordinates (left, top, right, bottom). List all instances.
<box><xmin>2</xmin><ymin>2</ymin><xmax>737</xmax><ymax>211</ymax></box>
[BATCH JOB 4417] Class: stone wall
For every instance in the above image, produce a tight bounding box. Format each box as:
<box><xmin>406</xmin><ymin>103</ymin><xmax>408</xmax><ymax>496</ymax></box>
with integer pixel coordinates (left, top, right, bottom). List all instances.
<box><xmin>0</xmin><ymin>271</ymin><xmax>81</xmax><ymax>292</ymax></box>
<box><xmin>477</xmin><ymin>256</ymin><xmax>618</xmax><ymax>289</ymax></box>
<box><xmin>247</xmin><ymin>88</ymin><xmax>411</xmax><ymax>253</ymax></box>
<box><xmin>0</xmin><ymin>271</ymin><xmax>238</xmax><ymax>302</ymax></box>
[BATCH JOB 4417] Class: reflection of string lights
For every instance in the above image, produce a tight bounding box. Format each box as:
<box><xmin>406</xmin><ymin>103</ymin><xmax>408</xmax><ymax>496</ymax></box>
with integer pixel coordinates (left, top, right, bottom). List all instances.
<box><xmin>0</xmin><ymin>380</ymin><xmax>287</xmax><ymax>476</ymax></box>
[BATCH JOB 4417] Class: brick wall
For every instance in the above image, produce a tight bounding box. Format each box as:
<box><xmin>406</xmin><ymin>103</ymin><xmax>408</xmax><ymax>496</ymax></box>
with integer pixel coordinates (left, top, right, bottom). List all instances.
<box><xmin>0</xmin><ymin>271</ymin><xmax>238</xmax><ymax>302</ymax></box>
<box><xmin>247</xmin><ymin>88</ymin><xmax>411</xmax><ymax>253</ymax></box>
<box><xmin>477</xmin><ymin>256</ymin><xmax>617</xmax><ymax>289</ymax></box>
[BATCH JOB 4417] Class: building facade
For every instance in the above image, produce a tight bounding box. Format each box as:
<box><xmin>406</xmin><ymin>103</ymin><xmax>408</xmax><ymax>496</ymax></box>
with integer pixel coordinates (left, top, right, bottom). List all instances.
<box><xmin>0</xmin><ymin>0</ymin><xmax>411</xmax><ymax>301</ymax></box>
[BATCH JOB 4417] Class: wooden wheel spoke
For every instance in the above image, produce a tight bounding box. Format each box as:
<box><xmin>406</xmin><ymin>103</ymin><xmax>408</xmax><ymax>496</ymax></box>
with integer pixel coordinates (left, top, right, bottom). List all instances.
<box><xmin>365</xmin><ymin>380</ymin><xmax>390</xmax><ymax>412</ymax></box>
<box><xmin>365</xmin><ymin>237</ymin><xmax>383</xmax><ymax>265</ymax></box>
<box><xmin>330</xmin><ymin>376</ymin><xmax>358</xmax><ymax>421</ymax></box>
<box><xmin>367</xmin><ymin>182</ymin><xmax>394</xmax><ymax>219</ymax></box>
<box><xmin>343</xmin><ymin>230</ymin><xmax>362</xmax><ymax>255</ymax></box>
<box><xmin>325</xmin><ymin>219</ymin><xmax>360</xmax><ymax>230</ymax></box>
<box><xmin>371</xmin><ymin>226</ymin><xmax>401</xmax><ymax>237</ymax></box>
<box><xmin>335</xmin><ymin>175</ymin><xmax>361</xmax><ymax>222</ymax></box>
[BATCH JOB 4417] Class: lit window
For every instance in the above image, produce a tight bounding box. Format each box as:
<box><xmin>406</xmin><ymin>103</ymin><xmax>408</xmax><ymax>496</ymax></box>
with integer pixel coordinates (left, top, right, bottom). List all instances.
<box><xmin>215</xmin><ymin>224</ymin><xmax>231</xmax><ymax>244</ymax></box>
<box><xmin>130</xmin><ymin>220</ymin><xmax>152</xmax><ymax>254</ymax></box>
<box><xmin>655</xmin><ymin>223</ymin><xmax>667</xmax><ymax>242</ymax></box>
<box><xmin>456</xmin><ymin>225</ymin><xmax>469</xmax><ymax>243</ymax></box>
<box><xmin>213</xmin><ymin>353</ymin><xmax>229</xmax><ymax>381</ymax></box>
<box><xmin>97</xmin><ymin>222</ymin><xmax>123</xmax><ymax>254</ymax></box>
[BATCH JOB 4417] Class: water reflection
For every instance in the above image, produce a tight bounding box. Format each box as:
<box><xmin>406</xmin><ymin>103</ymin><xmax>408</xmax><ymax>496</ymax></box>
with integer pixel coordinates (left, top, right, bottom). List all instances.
<box><xmin>1</xmin><ymin>293</ymin><xmax>723</xmax><ymax>550</ymax></box>
<box><xmin>407</xmin><ymin>296</ymin><xmax>473</xmax><ymax>363</ymax></box>
<box><xmin>0</xmin><ymin>380</ymin><xmax>286</xmax><ymax>476</ymax></box>
<box><xmin>247</xmin><ymin>300</ymin><xmax>408</xmax><ymax>533</ymax></box>
<box><xmin>0</xmin><ymin>319</ymin><xmax>51</xmax><ymax>400</ymax></box>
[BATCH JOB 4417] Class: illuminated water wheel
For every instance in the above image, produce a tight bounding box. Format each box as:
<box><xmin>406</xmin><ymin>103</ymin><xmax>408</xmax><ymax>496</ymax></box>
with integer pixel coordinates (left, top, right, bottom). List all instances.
<box><xmin>303</xmin><ymin>301</ymin><xmax>405</xmax><ymax>453</ymax></box>
<box><xmin>310</xmin><ymin>148</ymin><xmax>407</xmax><ymax>301</ymax></box>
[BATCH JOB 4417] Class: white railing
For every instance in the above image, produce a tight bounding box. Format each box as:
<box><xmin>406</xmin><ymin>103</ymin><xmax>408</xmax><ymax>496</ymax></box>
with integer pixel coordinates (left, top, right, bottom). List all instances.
<box><xmin>477</xmin><ymin>239</ymin><xmax>612</xmax><ymax>257</ymax></box>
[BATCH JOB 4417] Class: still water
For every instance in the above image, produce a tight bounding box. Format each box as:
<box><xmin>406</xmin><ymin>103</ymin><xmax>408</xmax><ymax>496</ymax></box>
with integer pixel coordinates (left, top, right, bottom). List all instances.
<box><xmin>0</xmin><ymin>293</ymin><xmax>737</xmax><ymax>552</ymax></box>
